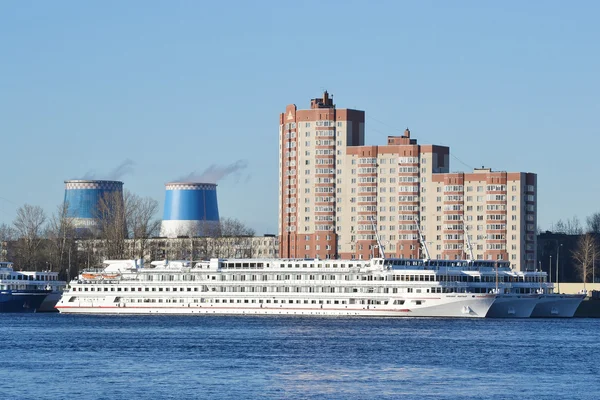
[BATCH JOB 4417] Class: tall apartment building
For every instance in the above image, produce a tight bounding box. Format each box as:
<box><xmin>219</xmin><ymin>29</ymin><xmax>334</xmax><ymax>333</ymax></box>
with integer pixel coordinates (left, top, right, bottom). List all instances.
<box><xmin>279</xmin><ymin>92</ymin><xmax>537</xmax><ymax>270</ymax></box>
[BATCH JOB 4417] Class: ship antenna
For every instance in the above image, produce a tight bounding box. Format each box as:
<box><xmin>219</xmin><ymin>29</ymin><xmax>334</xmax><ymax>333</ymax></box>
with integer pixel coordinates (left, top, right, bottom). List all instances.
<box><xmin>415</xmin><ymin>217</ymin><xmax>430</xmax><ymax>261</ymax></box>
<box><xmin>371</xmin><ymin>222</ymin><xmax>386</xmax><ymax>259</ymax></box>
<box><xmin>464</xmin><ymin>226</ymin><xmax>475</xmax><ymax>263</ymax></box>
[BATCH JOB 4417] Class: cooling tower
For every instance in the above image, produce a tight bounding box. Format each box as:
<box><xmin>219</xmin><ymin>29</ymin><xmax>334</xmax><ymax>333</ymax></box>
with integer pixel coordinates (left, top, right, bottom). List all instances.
<box><xmin>64</xmin><ymin>180</ymin><xmax>124</xmax><ymax>235</ymax></box>
<box><xmin>160</xmin><ymin>182</ymin><xmax>220</xmax><ymax>238</ymax></box>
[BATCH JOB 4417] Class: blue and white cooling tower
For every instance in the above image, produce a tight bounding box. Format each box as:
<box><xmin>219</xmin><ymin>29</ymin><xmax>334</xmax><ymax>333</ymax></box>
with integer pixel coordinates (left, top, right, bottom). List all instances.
<box><xmin>64</xmin><ymin>180</ymin><xmax>124</xmax><ymax>235</ymax></box>
<box><xmin>160</xmin><ymin>182</ymin><xmax>220</xmax><ymax>238</ymax></box>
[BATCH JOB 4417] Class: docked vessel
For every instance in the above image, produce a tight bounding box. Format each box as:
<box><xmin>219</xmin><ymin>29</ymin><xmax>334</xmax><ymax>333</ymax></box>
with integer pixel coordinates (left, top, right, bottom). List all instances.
<box><xmin>459</xmin><ymin>262</ymin><xmax>583</xmax><ymax>318</ymax></box>
<box><xmin>465</xmin><ymin>261</ymin><xmax>542</xmax><ymax>318</ymax></box>
<box><xmin>0</xmin><ymin>262</ymin><xmax>67</xmax><ymax>312</ymax></box>
<box><xmin>56</xmin><ymin>258</ymin><xmax>497</xmax><ymax>317</ymax></box>
<box><xmin>530</xmin><ymin>293</ymin><xmax>586</xmax><ymax>318</ymax></box>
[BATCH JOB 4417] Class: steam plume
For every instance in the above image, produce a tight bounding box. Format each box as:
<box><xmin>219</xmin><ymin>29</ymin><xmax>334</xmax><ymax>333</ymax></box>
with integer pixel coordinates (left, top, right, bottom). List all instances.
<box><xmin>107</xmin><ymin>159</ymin><xmax>135</xmax><ymax>180</ymax></box>
<box><xmin>179</xmin><ymin>160</ymin><xmax>248</xmax><ymax>184</ymax></box>
<box><xmin>80</xmin><ymin>159</ymin><xmax>135</xmax><ymax>180</ymax></box>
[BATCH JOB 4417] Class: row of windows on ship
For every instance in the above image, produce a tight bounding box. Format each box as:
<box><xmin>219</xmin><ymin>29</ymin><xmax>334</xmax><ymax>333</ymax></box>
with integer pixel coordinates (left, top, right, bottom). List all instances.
<box><xmin>0</xmin><ymin>284</ymin><xmax>61</xmax><ymax>290</ymax></box>
<box><xmin>70</xmin><ymin>285</ymin><xmax>539</xmax><ymax>294</ymax></box>
<box><xmin>127</xmin><ymin>273</ymin><xmax>544</xmax><ymax>283</ymax></box>
<box><xmin>73</xmin><ymin>298</ymin><xmax>422</xmax><ymax>306</ymax></box>
<box><xmin>214</xmin><ymin>260</ymin><xmax>512</xmax><ymax>269</ymax></box>
<box><xmin>0</xmin><ymin>274</ymin><xmax>58</xmax><ymax>281</ymax></box>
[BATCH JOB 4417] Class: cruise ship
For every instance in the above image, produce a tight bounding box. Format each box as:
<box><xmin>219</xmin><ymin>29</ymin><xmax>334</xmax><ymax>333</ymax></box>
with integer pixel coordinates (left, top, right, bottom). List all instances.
<box><xmin>531</xmin><ymin>292</ymin><xmax>586</xmax><ymax>318</ymax></box>
<box><xmin>56</xmin><ymin>257</ymin><xmax>497</xmax><ymax>317</ymax></box>
<box><xmin>0</xmin><ymin>262</ymin><xmax>67</xmax><ymax>312</ymax></box>
<box><xmin>426</xmin><ymin>260</ymin><xmax>542</xmax><ymax>318</ymax></box>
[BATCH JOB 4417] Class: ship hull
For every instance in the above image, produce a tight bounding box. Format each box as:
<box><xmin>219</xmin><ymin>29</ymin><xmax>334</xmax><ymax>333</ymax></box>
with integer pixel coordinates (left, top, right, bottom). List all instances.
<box><xmin>531</xmin><ymin>294</ymin><xmax>586</xmax><ymax>318</ymax></box>
<box><xmin>0</xmin><ymin>291</ymin><xmax>49</xmax><ymax>313</ymax></box>
<box><xmin>37</xmin><ymin>291</ymin><xmax>63</xmax><ymax>313</ymax></box>
<box><xmin>486</xmin><ymin>294</ymin><xmax>540</xmax><ymax>318</ymax></box>
<box><xmin>57</xmin><ymin>294</ymin><xmax>496</xmax><ymax>318</ymax></box>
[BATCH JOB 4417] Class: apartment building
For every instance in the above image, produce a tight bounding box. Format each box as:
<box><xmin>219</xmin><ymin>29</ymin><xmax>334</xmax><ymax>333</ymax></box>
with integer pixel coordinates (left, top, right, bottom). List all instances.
<box><xmin>279</xmin><ymin>92</ymin><xmax>536</xmax><ymax>270</ymax></box>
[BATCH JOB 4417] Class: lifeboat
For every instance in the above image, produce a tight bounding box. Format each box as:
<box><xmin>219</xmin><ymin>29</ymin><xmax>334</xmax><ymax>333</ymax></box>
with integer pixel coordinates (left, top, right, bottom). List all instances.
<box><xmin>81</xmin><ymin>273</ymin><xmax>119</xmax><ymax>280</ymax></box>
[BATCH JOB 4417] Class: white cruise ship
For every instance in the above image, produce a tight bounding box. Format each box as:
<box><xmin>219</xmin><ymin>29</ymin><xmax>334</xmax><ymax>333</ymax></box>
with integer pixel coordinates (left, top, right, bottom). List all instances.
<box><xmin>530</xmin><ymin>292</ymin><xmax>585</xmax><ymax>318</ymax></box>
<box><xmin>56</xmin><ymin>257</ymin><xmax>497</xmax><ymax>318</ymax></box>
<box><xmin>421</xmin><ymin>260</ymin><xmax>540</xmax><ymax>318</ymax></box>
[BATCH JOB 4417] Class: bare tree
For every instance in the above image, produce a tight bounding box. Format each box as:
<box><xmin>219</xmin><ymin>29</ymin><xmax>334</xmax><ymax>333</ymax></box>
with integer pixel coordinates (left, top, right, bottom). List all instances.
<box><xmin>45</xmin><ymin>202</ymin><xmax>76</xmax><ymax>278</ymax></box>
<box><xmin>0</xmin><ymin>223</ymin><xmax>16</xmax><ymax>262</ymax></box>
<box><xmin>96</xmin><ymin>191</ymin><xmax>130</xmax><ymax>259</ymax></box>
<box><xmin>553</xmin><ymin>219</ymin><xmax>566</xmax><ymax>234</ymax></box>
<box><xmin>565</xmin><ymin>216</ymin><xmax>583</xmax><ymax>235</ymax></box>
<box><xmin>218</xmin><ymin>217</ymin><xmax>255</xmax><ymax>258</ymax></box>
<box><xmin>77</xmin><ymin>237</ymin><xmax>100</xmax><ymax>271</ymax></box>
<box><xmin>587</xmin><ymin>213</ymin><xmax>600</xmax><ymax>234</ymax></box>
<box><xmin>128</xmin><ymin>194</ymin><xmax>160</xmax><ymax>261</ymax></box>
<box><xmin>12</xmin><ymin>204</ymin><xmax>47</xmax><ymax>269</ymax></box>
<box><xmin>0</xmin><ymin>223</ymin><xmax>16</xmax><ymax>241</ymax></box>
<box><xmin>572</xmin><ymin>233</ymin><xmax>598</xmax><ymax>285</ymax></box>
<box><xmin>220</xmin><ymin>217</ymin><xmax>255</xmax><ymax>237</ymax></box>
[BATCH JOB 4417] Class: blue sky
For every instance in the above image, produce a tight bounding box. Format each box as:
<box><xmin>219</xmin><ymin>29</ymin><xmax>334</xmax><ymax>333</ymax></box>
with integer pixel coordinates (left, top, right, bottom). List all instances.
<box><xmin>1</xmin><ymin>1</ymin><xmax>598</xmax><ymax>234</ymax></box>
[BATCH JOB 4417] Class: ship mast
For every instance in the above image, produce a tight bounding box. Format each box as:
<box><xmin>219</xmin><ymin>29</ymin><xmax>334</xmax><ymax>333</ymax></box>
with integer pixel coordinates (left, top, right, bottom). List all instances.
<box><xmin>371</xmin><ymin>222</ymin><xmax>386</xmax><ymax>259</ymax></box>
<box><xmin>415</xmin><ymin>218</ymin><xmax>430</xmax><ymax>261</ymax></box>
<box><xmin>464</xmin><ymin>227</ymin><xmax>475</xmax><ymax>263</ymax></box>
<box><xmin>495</xmin><ymin>262</ymin><xmax>499</xmax><ymax>293</ymax></box>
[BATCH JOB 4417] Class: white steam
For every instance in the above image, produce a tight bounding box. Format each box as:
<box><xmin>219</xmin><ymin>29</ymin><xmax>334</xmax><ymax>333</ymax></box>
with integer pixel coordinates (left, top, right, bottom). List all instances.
<box><xmin>80</xmin><ymin>159</ymin><xmax>135</xmax><ymax>180</ymax></box>
<box><xmin>179</xmin><ymin>160</ymin><xmax>249</xmax><ymax>184</ymax></box>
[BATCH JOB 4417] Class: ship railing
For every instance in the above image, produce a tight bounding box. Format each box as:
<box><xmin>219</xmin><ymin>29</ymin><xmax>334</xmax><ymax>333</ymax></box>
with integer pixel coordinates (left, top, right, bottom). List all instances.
<box><xmin>438</xmin><ymin>282</ymin><xmax>469</xmax><ymax>287</ymax></box>
<box><xmin>78</xmin><ymin>279</ymin><xmax>124</xmax><ymax>284</ymax></box>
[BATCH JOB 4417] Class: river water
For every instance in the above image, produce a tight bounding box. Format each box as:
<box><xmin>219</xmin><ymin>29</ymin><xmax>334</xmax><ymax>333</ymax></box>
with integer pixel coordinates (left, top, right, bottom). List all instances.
<box><xmin>0</xmin><ymin>314</ymin><xmax>598</xmax><ymax>399</ymax></box>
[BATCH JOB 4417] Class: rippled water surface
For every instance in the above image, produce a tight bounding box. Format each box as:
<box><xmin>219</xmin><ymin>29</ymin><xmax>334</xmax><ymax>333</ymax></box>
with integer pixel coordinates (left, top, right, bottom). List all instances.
<box><xmin>0</xmin><ymin>314</ymin><xmax>598</xmax><ymax>399</ymax></box>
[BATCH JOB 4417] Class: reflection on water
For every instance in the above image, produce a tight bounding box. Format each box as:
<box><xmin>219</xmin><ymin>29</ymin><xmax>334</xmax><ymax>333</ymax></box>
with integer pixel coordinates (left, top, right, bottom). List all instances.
<box><xmin>0</xmin><ymin>315</ymin><xmax>598</xmax><ymax>400</ymax></box>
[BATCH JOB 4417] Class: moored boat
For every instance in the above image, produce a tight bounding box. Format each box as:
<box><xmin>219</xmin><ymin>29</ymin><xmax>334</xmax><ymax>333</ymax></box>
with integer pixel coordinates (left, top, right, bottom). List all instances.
<box><xmin>57</xmin><ymin>257</ymin><xmax>496</xmax><ymax>317</ymax></box>
<box><xmin>0</xmin><ymin>262</ymin><xmax>67</xmax><ymax>313</ymax></box>
<box><xmin>530</xmin><ymin>293</ymin><xmax>586</xmax><ymax>318</ymax></box>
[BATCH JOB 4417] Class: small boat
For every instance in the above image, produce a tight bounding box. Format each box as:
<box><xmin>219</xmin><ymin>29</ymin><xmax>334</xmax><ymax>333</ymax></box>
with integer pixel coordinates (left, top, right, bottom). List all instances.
<box><xmin>0</xmin><ymin>262</ymin><xmax>67</xmax><ymax>313</ymax></box>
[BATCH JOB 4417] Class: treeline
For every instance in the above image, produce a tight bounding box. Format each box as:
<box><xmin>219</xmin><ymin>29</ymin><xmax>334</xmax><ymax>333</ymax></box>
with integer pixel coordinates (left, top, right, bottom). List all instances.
<box><xmin>547</xmin><ymin>212</ymin><xmax>600</xmax><ymax>284</ymax></box>
<box><xmin>0</xmin><ymin>190</ymin><xmax>255</xmax><ymax>277</ymax></box>
<box><xmin>547</xmin><ymin>213</ymin><xmax>600</xmax><ymax>235</ymax></box>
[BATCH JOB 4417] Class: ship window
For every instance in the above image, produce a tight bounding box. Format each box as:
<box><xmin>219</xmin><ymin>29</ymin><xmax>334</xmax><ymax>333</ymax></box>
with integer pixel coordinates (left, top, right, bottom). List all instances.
<box><xmin>159</xmin><ymin>288</ymin><xmax>163</xmax><ymax>292</ymax></box>
<box><xmin>414</xmin><ymin>300</ymin><xmax>423</xmax><ymax>305</ymax></box>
